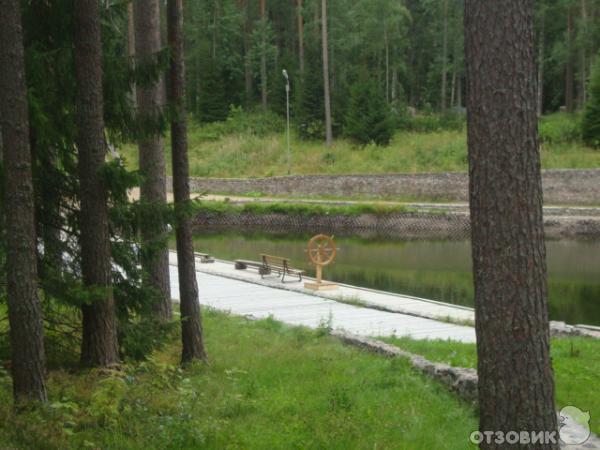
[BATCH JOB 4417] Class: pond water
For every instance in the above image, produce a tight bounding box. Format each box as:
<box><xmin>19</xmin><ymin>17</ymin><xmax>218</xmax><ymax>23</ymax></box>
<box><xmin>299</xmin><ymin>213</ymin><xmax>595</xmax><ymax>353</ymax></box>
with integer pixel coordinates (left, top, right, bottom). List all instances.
<box><xmin>190</xmin><ymin>232</ymin><xmax>600</xmax><ymax>326</ymax></box>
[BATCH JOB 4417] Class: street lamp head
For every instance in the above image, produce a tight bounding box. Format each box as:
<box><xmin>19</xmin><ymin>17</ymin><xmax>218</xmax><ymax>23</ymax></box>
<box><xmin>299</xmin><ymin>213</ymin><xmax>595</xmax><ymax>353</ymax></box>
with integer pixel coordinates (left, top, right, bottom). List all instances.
<box><xmin>282</xmin><ymin>69</ymin><xmax>289</xmax><ymax>81</ymax></box>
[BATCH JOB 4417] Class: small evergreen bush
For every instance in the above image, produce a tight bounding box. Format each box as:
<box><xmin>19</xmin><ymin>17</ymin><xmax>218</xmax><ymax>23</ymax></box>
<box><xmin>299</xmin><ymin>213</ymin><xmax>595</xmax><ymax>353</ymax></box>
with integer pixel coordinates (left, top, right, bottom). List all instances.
<box><xmin>197</xmin><ymin>63</ymin><xmax>230</xmax><ymax>123</ymax></box>
<box><xmin>582</xmin><ymin>56</ymin><xmax>600</xmax><ymax>148</ymax></box>
<box><xmin>296</xmin><ymin>65</ymin><xmax>326</xmax><ymax>140</ymax></box>
<box><xmin>402</xmin><ymin>112</ymin><xmax>465</xmax><ymax>132</ymax></box>
<box><xmin>344</xmin><ymin>79</ymin><xmax>394</xmax><ymax>146</ymax></box>
<box><xmin>539</xmin><ymin>112</ymin><xmax>581</xmax><ymax>144</ymax></box>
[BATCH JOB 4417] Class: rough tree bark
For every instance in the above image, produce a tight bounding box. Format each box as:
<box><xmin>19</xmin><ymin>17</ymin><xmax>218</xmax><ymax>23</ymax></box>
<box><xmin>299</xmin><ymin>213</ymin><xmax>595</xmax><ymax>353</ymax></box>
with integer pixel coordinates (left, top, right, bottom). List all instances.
<box><xmin>167</xmin><ymin>0</ymin><xmax>208</xmax><ymax>364</ymax></box>
<box><xmin>134</xmin><ymin>0</ymin><xmax>172</xmax><ymax>321</ymax></box>
<box><xmin>0</xmin><ymin>0</ymin><xmax>48</xmax><ymax>403</ymax></box>
<box><xmin>537</xmin><ymin>13</ymin><xmax>545</xmax><ymax>117</ymax></box>
<box><xmin>321</xmin><ymin>0</ymin><xmax>333</xmax><ymax>147</ymax></box>
<box><xmin>73</xmin><ymin>0</ymin><xmax>120</xmax><ymax>367</ymax></box>
<box><xmin>465</xmin><ymin>1</ymin><xmax>559</xmax><ymax>449</ymax></box>
<box><xmin>260</xmin><ymin>0</ymin><xmax>268</xmax><ymax>110</ymax></box>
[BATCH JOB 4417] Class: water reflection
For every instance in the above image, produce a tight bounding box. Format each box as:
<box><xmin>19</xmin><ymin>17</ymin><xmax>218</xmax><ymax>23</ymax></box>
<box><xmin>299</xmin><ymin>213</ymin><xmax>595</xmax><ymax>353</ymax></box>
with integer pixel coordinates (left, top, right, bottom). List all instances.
<box><xmin>189</xmin><ymin>232</ymin><xmax>600</xmax><ymax>326</ymax></box>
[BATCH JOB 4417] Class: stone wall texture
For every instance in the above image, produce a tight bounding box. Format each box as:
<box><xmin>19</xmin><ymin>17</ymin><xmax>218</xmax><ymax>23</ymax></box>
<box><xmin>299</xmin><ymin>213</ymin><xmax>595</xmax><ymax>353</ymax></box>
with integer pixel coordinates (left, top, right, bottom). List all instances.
<box><xmin>177</xmin><ymin>169</ymin><xmax>600</xmax><ymax>205</ymax></box>
<box><xmin>193</xmin><ymin>210</ymin><xmax>600</xmax><ymax>239</ymax></box>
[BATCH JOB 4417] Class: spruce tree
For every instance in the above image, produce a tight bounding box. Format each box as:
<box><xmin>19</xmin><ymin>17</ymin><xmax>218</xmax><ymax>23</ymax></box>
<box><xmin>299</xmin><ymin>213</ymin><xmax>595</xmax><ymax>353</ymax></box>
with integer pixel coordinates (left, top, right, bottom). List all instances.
<box><xmin>344</xmin><ymin>79</ymin><xmax>394</xmax><ymax>146</ymax></box>
<box><xmin>296</xmin><ymin>57</ymin><xmax>325</xmax><ymax>140</ymax></box>
<box><xmin>198</xmin><ymin>61</ymin><xmax>230</xmax><ymax>123</ymax></box>
<box><xmin>582</xmin><ymin>55</ymin><xmax>600</xmax><ymax>148</ymax></box>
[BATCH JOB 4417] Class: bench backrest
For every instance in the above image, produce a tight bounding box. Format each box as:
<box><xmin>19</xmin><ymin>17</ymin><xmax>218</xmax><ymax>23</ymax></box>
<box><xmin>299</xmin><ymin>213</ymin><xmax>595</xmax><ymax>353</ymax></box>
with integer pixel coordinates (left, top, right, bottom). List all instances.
<box><xmin>261</xmin><ymin>254</ymin><xmax>290</xmax><ymax>268</ymax></box>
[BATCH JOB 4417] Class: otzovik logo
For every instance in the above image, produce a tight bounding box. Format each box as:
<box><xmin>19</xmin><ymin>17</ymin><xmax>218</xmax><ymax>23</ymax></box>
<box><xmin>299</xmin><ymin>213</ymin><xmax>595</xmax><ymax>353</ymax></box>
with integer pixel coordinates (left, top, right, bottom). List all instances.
<box><xmin>468</xmin><ymin>406</ymin><xmax>592</xmax><ymax>446</ymax></box>
<box><xmin>559</xmin><ymin>405</ymin><xmax>591</xmax><ymax>446</ymax></box>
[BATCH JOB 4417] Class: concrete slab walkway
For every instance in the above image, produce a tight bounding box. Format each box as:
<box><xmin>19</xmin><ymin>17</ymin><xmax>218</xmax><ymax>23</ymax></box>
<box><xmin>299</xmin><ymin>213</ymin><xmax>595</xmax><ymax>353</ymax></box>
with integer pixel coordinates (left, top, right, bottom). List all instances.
<box><xmin>168</xmin><ymin>252</ymin><xmax>476</xmax><ymax>343</ymax></box>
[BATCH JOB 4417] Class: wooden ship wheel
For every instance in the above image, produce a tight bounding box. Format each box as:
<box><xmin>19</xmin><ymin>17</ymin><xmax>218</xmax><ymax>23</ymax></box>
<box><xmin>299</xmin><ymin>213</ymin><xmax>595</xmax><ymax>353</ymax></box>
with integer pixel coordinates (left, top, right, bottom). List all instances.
<box><xmin>305</xmin><ymin>234</ymin><xmax>338</xmax><ymax>291</ymax></box>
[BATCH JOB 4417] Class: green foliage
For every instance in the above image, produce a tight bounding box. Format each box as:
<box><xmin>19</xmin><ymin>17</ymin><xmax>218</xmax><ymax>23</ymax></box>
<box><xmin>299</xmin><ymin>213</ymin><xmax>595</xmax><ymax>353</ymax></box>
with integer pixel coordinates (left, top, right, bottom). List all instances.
<box><xmin>295</xmin><ymin>58</ymin><xmax>326</xmax><ymax>140</ymax></box>
<box><xmin>117</xmin><ymin>111</ymin><xmax>600</xmax><ymax>179</ymax></box>
<box><xmin>539</xmin><ymin>112</ymin><xmax>582</xmax><ymax>144</ymax></box>
<box><xmin>0</xmin><ymin>311</ymin><xmax>480</xmax><ymax>449</ymax></box>
<box><xmin>118</xmin><ymin>318</ymin><xmax>177</xmax><ymax>361</ymax></box>
<box><xmin>402</xmin><ymin>113</ymin><xmax>466</xmax><ymax>133</ymax></box>
<box><xmin>582</xmin><ymin>56</ymin><xmax>600</xmax><ymax>148</ymax></box>
<box><xmin>382</xmin><ymin>335</ymin><xmax>600</xmax><ymax>434</ymax></box>
<box><xmin>197</xmin><ymin>107</ymin><xmax>284</xmax><ymax>140</ymax></box>
<box><xmin>197</xmin><ymin>61</ymin><xmax>230</xmax><ymax>123</ymax></box>
<box><xmin>344</xmin><ymin>79</ymin><xmax>395</xmax><ymax>146</ymax></box>
<box><xmin>2</xmin><ymin>311</ymin><xmax>600</xmax><ymax>447</ymax></box>
<box><xmin>0</xmin><ymin>0</ymin><xmax>175</xmax><ymax>367</ymax></box>
<box><xmin>194</xmin><ymin>200</ymin><xmax>409</xmax><ymax>217</ymax></box>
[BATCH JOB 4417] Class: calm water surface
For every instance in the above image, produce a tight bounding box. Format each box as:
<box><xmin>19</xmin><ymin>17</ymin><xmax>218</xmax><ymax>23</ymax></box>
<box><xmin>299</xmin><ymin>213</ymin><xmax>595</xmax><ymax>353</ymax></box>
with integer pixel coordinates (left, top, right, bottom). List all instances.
<box><xmin>190</xmin><ymin>232</ymin><xmax>600</xmax><ymax>326</ymax></box>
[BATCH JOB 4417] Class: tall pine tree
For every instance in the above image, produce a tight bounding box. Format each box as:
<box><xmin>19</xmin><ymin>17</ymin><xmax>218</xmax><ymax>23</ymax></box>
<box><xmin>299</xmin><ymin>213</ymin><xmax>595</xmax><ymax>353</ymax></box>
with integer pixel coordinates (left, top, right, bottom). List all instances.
<box><xmin>0</xmin><ymin>0</ymin><xmax>48</xmax><ymax>403</ymax></box>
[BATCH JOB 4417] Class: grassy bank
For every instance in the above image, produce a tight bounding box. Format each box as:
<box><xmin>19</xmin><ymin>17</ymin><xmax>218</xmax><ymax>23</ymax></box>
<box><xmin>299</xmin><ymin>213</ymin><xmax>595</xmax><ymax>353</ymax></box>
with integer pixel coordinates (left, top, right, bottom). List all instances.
<box><xmin>382</xmin><ymin>335</ymin><xmax>600</xmax><ymax>435</ymax></box>
<box><xmin>119</xmin><ymin>112</ymin><xmax>600</xmax><ymax>178</ymax></box>
<box><xmin>193</xmin><ymin>199</ymin><xmax>414</xmax><ymax>216</ymax></box>
<box><xmin>0</xmin><ymin>310</ymin><xmax>478</xmax><ymax>449</ymax></box>
<box><xmin>1</xmin><ymin>309</ymin><xmax>598</xmax><ymax>447</ymax></box>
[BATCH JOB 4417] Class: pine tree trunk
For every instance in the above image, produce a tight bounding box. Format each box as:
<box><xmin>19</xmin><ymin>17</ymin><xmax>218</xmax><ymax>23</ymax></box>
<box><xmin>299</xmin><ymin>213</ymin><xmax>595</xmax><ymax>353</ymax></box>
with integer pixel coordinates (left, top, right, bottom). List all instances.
<box><xmin>134</xmin><ymin>0</ymin><xmax>172</xmax><ymax>321</ymax></box>
<box><xmin>457</xmin><ymin>73</ymin><xmax>462</xmax><ymax>108</ymax></box>
<box><xmin>0</xmin><ymin>0</ymin><xmax>48</xmax><ymax>403</ymax></box>
<box><xmin>297</xmin><ymin>0</ymin><xmax>305</xmax><ymax>75</ymax></box>
<box><xmin>73</xmin><ymin>0</ymin><xmax>120</xmax><ymax>368</ymax></box>
<box><xmin>441</xmin><ymin>0</ymin><xmax>448</xmax><ymax>110</ymax></box>
<box><xmin>321</xmin><ymin>0</ymin><xmax>333</xmax><ymax>146</ymax></box>
<box><xmin>450</xmin><ymin>68</ymin><xmax>456</xmax><ymax>107</ymax></box>
<box><xmin>167</xmin><ymin>0</ymin><xmax>208</xmax><ymax>364</ymax></box>
<box><xmin>127</xmin><ymin>2</ymin><xmax>137</xmax><ymax>108</ymax></box>
<box><xmin>465</xmin><ymin>2</ymin><xmax>558</xmax><ymax>448</ymax></box>
<box><xmin>537</xmin><ymin>15</ymin><xmax>545</xmax><ymax>117</ymax></box>
<box><xmin>260</xmin><ymin>0</ymin><xmax>268</xmax><ymax>110</ymax></box>
<box><xmin>566</xmin><ymin>8</ymin><xmax>575</xmax><ymax>112</ymax></box>
<box><xmin>385</xmin><ymin>27</ymin><xmax>390</xmax><ymax>104</ymax></box>
<box><xmin>243</xmin><ymin>0</ymin><xmax>253</xmax><ymax>106</ymax></box>
<box><xmin>578</xmin><ymin>0</ymin><xmax>588</xmax><ymax>108</ymax></box>
<box><xmin>391</xmin><ymin>66</ymin><xmax>398</xmax><ymax>102</ymax></box>
<box><xmin>212</xmin><ymin>1</ymin><xmax>219</xmax><ymax>59</ymax></box>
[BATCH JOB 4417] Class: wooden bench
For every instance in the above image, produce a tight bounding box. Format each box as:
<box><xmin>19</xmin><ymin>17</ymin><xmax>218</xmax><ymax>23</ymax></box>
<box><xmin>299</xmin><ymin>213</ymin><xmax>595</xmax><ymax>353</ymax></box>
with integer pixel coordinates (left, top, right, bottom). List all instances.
<box><xmin>234</xmin><ymin>259</ymin><xmax>271</xmax><ymax>275</ymax></box>
<box><xmin>260</xmin><ymin>254</ymin><xmax>305</xmax><ymax>283</ymax></box>
<box><xmin>195</xmin><ymin>252</ymin><xmax>215</xmax><ymax>264</ymax></box>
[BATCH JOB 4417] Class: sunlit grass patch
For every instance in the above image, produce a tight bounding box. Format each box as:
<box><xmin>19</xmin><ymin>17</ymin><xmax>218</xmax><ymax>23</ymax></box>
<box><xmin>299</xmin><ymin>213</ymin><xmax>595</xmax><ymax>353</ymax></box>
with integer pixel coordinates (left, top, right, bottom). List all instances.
<box><xmin>0</xmin><ymin>310</ymin><xmax>479</xmax><ymax>449</ymax></box>
<box><xmin>381</xmin><ymin>335</ymin><xmax>600</xmax><ymax>435</ymax></box>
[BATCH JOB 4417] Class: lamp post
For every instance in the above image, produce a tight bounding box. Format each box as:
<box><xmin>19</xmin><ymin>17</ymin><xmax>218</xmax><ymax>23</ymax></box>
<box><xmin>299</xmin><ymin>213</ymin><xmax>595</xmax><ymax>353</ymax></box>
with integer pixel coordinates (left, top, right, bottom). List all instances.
<box><xmin>282</xmin><ymin>69</ymin><xmax>291</xmax><ymax>175</ymax></box>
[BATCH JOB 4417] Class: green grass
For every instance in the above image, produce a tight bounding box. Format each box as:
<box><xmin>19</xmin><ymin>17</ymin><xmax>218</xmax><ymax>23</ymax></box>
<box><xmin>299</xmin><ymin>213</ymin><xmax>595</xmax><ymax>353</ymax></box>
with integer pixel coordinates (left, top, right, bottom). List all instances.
<box><xmin>382</xmin><ymin>335</ymin><xmax>600</xmax><ymax>435</ymax></box>
<box><xmin>194</xmin><ymin>199</ymin><xmax>414</xmax><ymax>216</ymax></box>
<box><xmin>0</xmin><ymin>310</ymin><xmax>479</xmax><ymax>449</ymax></box>
<box><xmin>119</xmin><ymin>112</ymin><xmax>600</xmax><ymax>178</ymax></box>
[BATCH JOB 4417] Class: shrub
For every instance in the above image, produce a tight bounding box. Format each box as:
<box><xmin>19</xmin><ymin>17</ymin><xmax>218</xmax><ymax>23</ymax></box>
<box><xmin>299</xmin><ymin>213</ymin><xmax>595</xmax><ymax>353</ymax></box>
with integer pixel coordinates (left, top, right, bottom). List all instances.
<box><xmin>402</xmin><ymin>112</ymin><xmax>465</xmax><ymax>132</ymax></box>
<box><xmin>344</xmin><ymin>79</ymin><xmax>395</xmax><ymax>146</ymax></box>
<box><xmin>539</xmin><ymin>112</ymin><xmax>581</xmax><ymax>144</ymax></box>
<box><xmin>582</xmin><ymin>56</ymin><xmax>600</xmax><ymax>148</ymax></box>
<box><xmin>196</xmin><ymin>107</ymin><xmax>284</xmax><ymax>140</ymax></box>
<box><xmin>197</xmin><ymin>63</ymin><xmax>229</xmax><ymax>123</ymax></box>
<box><xmin>296</xmin><ymin>62</ymin><xmax>326</xmax><ymax>140</ymax></box>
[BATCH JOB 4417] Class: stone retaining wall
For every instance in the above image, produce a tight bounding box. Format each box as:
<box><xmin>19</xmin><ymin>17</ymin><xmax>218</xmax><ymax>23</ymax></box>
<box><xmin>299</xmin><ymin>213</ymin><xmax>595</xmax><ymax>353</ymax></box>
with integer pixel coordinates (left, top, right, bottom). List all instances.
<box><xmin>193</xmin><ymin>210</ymin><xmax>600</xmax><ymax>239</ymax></box>
<box><xmin>178</xmin><ymin>169</ymin><xmax>600</xmax><ymax>205</ymax></box>
<box><xmin>332</xmin><ymin>331</ymin><xmax>479</xmax><ymax>402</ymax></box>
